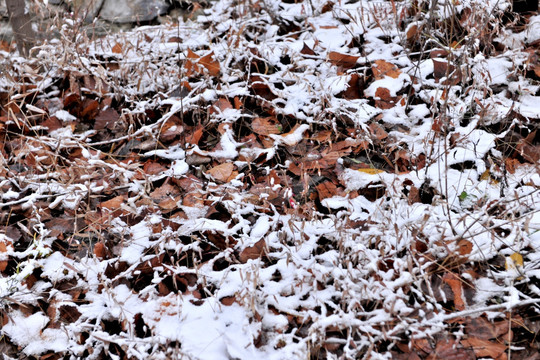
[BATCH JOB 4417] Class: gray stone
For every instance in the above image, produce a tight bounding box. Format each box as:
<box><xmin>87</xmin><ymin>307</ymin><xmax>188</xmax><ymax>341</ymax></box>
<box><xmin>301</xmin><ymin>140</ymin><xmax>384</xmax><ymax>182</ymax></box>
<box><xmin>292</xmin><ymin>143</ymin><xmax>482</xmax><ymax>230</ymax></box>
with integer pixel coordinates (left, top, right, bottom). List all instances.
<box><xmin>98</xmin><ymin>0</ymin><xmax>169</xmax><ymax>23</ymax></box>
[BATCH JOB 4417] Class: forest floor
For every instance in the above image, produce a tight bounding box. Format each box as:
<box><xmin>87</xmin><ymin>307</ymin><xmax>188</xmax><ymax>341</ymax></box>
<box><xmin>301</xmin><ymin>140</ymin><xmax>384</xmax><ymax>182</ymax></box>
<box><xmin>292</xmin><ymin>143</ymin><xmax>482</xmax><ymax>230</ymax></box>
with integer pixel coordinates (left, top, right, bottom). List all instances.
<box><xmin>0</xmin><ymin>0</ymin><xmax>540</xmax><ymax>359</ymax></box>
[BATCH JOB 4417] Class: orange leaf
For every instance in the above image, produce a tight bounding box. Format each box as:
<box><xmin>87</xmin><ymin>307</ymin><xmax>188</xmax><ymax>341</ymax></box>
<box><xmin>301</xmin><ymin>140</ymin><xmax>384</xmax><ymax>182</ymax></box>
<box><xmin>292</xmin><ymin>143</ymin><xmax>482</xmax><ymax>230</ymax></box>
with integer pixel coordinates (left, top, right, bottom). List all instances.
<box><xmin>93</xmin><ymin>242</ymin><xmax>106</xmax><ymax>259</ymax></box>
<box><xmin>368</xmin><ymin>122</ymin><xmax>388</xmax><ymax>141</ymax></box>
<box><xmin>210</xmin><ymin>98</ymin><xmax>233</xmax><ymax>114</ymax></box>
<box><xmin>0</xmin><ymin>242</ymin><xmax>8</xmax><ymax>272</ymax></box>
<box><xmin>100</xmin><ymin>195</ymin><xmax>125</xmax><ymax>210</ymax></box>
<box><xmin>461</xmin><ymin>338</ymin><xmax>507</xmax><ymax>360</ymax></box>
<box><xmin>373</xmin><ymin>60</ymin><xmax>401</xmax><ymax>79</ymax></box>
<box><xmin>239</xmin><ymin>239</ymin><xmax>266</xmax><ymax>263</ymax></box>
<box><xmin>442</xmin><ymin>272</ymin><xmax>466</xmax><ymax>310</ymax></box>
<box><xmin>457</xmin><ymin>239</ymin><xmax>473</xmax><ymax>255</ymax></box>
<box><xmin>328</xmin><ymin>51</ymin><xmax>359</xmax><ymax>68</ymax></box>
<box><xmin>406</xmin><ymin>24</ymin><xmax>419</xmax><ymax>42</ymax></box>
<box><xmin>207</xmin><ymin>163</ymin><xmax>234</xmax><ymax>183</ymax></box>
<box><xmin>252</xmin><ymin>117</ymin><xmax>281</xmax><ymax>136</ymax></box>
<box><xmin>200</xmin><ymin>51</ymin><xmax>220</xmax><ymax>77</ymax></box>
<box><xmin>112</xmin><ymin>43</ymin><xmax>122</xmax><ymax>54</ymax></box>
<box><xmin>186</xmin><ymin>49</ymin><xmax>199</xmax><ymax>59</ymax></box>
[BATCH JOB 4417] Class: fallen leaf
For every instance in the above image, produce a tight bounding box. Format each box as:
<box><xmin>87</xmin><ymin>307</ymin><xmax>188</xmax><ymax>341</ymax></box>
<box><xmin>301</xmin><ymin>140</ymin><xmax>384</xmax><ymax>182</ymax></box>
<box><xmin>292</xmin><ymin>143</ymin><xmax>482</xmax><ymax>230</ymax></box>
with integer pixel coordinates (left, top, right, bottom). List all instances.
<box><xmin>220</xmin><ymin>296</ymin><xmax>236</xmax><ymax>306</ymax></box>
<box><xmin>100</xmin><ymin>195</ymin><xmax>125</xmax><ymax>211</ymax></box>
<box><xmin>358</xmin><ymin>168</ymin><xmax>385</xmax><ymax>175</ymax></box>
<box><xmin>328</xmin><ymin>51</ymin><xmax>359</xmax><ymax>68</ymax></box>
<box><xmin>373</xmin><ymin>60</ymin><xmax>401</xmax><ymax>79</ymax></box>
<box><xmin>369</xmin><ymin>122</ymin><xmax>388</xmax><ymax>141</ymax></box>
<box><xmin>0</xmin><ymin>242</ymin><xmax>8</xmax><ymax>272</ymax></box>
<box><xmin>207</xmin><ymin>163</ymin><xmax>234</xmax><ymax>183</ymax></box>
<box><xmin>143</xmin><ymin>161</ymin><xmax>168</xmax><ymax>175</ymax></box>
<box><xmin>210</xmin><ymin>98</ymin><xmax>233</xmax><ymax>114</ymax></box>
<box><xmin>426</xmin><ymin>338</ymin><xmax>475</xmax><ymax>360</ymax></box>
<box><xmin>316</xmin><ymin>180</ymin><xmax>338</xmax><ymax>200</ymax></box>
<box><xmin>112</xmin><ymin>43</ymin><xmax>123</xmax><ymax>54</ymax></box>
<box><xmin>200</xmin><ymin>51</ymin><xmax>220</xmax><ymax>77</ymax></box>
<box><xmin>252</xmin><ymin>117</ymin><xmax>281</xmax><ymax>136</ymax></box>
<box><xmin>461</xmin><ymin>338</ymin><xmax>507</xmax><ymax>360</ymax></box>
<box><xmin>93</xmin><ymin>242</ymin><xmax>106</xmax><ymax>259</ymax></box>
<box><xmin>465</xmin><ymin>317</ymin><xmax>509</xmax><ymax>340</ymax></box>
<box><xmin>373</xmin><ymin>87</ymin><xmax>400</xmax><ymax>109</ymax></box>
<box><xmin>406</xmin><ymin>24</ymin><xmax>419</xmax><ymax>42</ymax></box>
<box><xmin>239</xmin><ymin>239</ymin><xmax>266</xmax><ymax>263</ymax></box>
<box><xmin>442</xmin><ymin>272</ymin><xmax>466</xmax><ymax>310</ymax></box>
<box><xmin>457</xmin><ymin>239</ymin><xmax>473</xmax><ymax>255</ymax></box>
<box><xmin>94</xmin><ymin>108</ymin><xmax>119</xmax><ymax>130</ymax></box>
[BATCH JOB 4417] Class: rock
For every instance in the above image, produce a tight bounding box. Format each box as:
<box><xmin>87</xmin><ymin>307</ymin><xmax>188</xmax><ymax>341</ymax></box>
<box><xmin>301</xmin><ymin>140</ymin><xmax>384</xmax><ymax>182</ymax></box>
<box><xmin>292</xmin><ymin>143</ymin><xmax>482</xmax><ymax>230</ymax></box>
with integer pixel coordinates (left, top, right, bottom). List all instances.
<box><xmin>97</xmin><ymin>0</ymin><xmax>169</xmax><ymax>23</ymax></box>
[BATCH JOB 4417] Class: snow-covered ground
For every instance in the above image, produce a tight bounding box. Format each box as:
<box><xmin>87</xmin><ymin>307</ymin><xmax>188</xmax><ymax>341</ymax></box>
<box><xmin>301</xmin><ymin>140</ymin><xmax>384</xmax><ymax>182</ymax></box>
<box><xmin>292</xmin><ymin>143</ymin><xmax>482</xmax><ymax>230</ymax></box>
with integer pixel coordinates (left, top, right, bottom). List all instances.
<box><xmin>0</xmin><ymin>0</ymin><xmax>539</xmax><ymax>358</ymax></box>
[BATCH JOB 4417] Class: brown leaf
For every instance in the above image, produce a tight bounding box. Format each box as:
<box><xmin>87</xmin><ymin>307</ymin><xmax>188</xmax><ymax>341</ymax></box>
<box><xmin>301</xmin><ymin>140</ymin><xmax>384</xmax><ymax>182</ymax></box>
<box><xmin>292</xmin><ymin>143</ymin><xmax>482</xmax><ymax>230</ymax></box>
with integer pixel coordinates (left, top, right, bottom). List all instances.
<box><xmin>427</xmin><ymin>338</ymin><xmax>475</xmax><ymax>360</ymax></box>
<box><xmin>369</xmin><ymin>122</ymin><xmax>388</xmax><ymax>141</ymax></box>
<box><xmin>239</xmin><ymin>239</ymin><xmax>266</xmax><ymax>263</ymax></box>
<box><xmin>301</xmin><ymin>43</ymin><xmax>316</xmax><ymax>55</ymax></box>
<box><xmin>501</xmin><ymin>158</ymin><xmax>518</xmax><ymax>176</ymax></box>
<box><xmin>93</xmin><ymin>242</ymin><xmax>107</xmax><ymax>259</ymax></box>
<box><xmin>94</xmin><ymin>108</ymin><xmax>120</xmax><ymax>130</ymax></box>
<box><xmin>100</xmin><ymin>195</ymin><xmax>125</xmax><ymax>211</ymax></box>
<box><xmin>374</xmin><ymin>87</ymin><xmax>399</xmax><ymax>109</ymax></box>
<box><xmin>207</xmin><ymin>163</ymin><xmax>234</xmax><ymax>183</ymax></box>
<box><xmin>252</xmin><ymin>117</ymin><xmax>281</xmax><ymax>136</ymax></box>
<box><xmin>112</xmin><ymin>43</ymin><xmax>123</xmax><ymax>54</ymax></box>
<box><xmin>143</xmin><ymin>161</ymin><xmax>168</xmax><ymax>175</ymax></box>
<box><xmin>0</xmin><ymin>242</ymin><xmax>8</xmax><ymax>272</ymax></box>
<box><xmin>406</xmin><ymin>24</ymin><xmax>419</xmax><ymax>42</ymax></box>
<box><xmin>442</xmin><ymin>272</ymin><xmax>466</xmax><ymax>310</ymax></box>
<box><xmin>184</xmin><ymin>125</ymin><xmax>204</xmax><ymax>145</ymax></box>
<box><xmin>220</xmin><ymin>296</ymin><xmax>236</xmax><ymax>306</ymax></box>
<box><xmin>457</xmin><ymin>239</ymin><xmax>473</xmax><ymax>255</ymax></box>
<box><xmin>210</xmin><ymin>98</ymin><xmax>233</xmax><ymax>114</ymax></box>
<box><xmin>41</xmin><ymin>116</ymin><xmax>63</xmax><ymax>132</ymax></box>
<box><xmin>373</xmin><ymin>60</ymin><xmax>401</xmax><ymax>79</ymax></box>
<box><xmin>328</xmin><ymin>51</ymin><xmax>359</xmax><ymax>68</ymax></box>
<box><xmin>340</xmin><ymin>73</ymin><xmax>363</xmax><ymax>99</ymax></box>
<box><xmin>408</xmin><ymin>186</ymin><xmax>421</xmax><ymax>204</ymax></box>
<box><xmin>200</xmin><ymin>51</ymin><xmax>220</xmax><ymax>77</ymax></box>
<box><xmin>465</xmin><ymin>317</ymin><xmax>509</xmax><ymax>340</ymax></box>
<box><xmin>316</xmin><ymin>180</ymin><xmax>337</xmax><ymax>200</ymax></box>
<box><xmin>81</xmin><ymin>99</ymin><xmax>100</xmax><ymax>120</ymax></box>
<box><xmin>461</xmin><ymin>338</ymin><xmax>507</xmax><ymax>360</ymax></box>
<box><xmin>433</xmin><ymin>59</ymin><xmax>462</xmax><ymax>85</ymax></box>
<box><xmin>159</xmin><ymin>116</ymin><xmax>184</xmax><ymax>142</ymax></box>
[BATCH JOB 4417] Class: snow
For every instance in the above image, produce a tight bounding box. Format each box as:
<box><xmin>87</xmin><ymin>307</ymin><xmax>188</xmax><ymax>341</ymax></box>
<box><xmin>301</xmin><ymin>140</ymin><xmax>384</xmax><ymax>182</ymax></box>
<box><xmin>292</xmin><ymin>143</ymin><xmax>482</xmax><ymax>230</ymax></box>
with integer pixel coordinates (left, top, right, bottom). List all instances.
<box><xmin>1</xmin><ymin>311</ymin><xmax>69</xmax><ymax>355</ymax></box>
<box><xmin>0</xmin><ymin>0</ymin><xmax>539</xmax><ymax>358</ymax></box>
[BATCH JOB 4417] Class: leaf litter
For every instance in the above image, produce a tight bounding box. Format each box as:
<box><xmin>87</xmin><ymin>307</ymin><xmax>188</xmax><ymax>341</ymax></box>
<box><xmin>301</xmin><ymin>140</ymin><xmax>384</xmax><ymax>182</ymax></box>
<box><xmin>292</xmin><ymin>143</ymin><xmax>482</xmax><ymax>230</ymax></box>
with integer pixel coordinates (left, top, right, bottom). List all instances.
<box><xmin>0</xmin><ymin>0</ymin><xmax>540</xmax><ymax>359</ymax></box>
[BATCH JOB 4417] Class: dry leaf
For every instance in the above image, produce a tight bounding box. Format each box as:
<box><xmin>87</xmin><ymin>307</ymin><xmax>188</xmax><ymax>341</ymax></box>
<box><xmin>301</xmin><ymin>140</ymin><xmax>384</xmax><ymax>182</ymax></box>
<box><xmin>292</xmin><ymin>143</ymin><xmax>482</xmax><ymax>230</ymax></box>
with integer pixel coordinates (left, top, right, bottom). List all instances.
<box><xmin>210</xmin><ymin>98</ymin><xmax>233</xmax><ymax>114</ymax></box>
<box><xmin>328</xmin><ymin>52</ymin><xmax>359</xmax><ymax>68</ymax></box>
<box><xmin>100</xmin><ymin>195</ymin><xmax>125</xmax><ymax>210</ymax></box>
<box><xmin>442</xmin><ymin>272</ymin><xmax>466</xmax><ymax>310</ymax></box>
<box><xmin>369</xmin><ymin>122</ymin><xmax>388</xmax><ymax>141</ymax></box>
<box><xmin>0</xmin><ymin>242</ymin><xmax>8</xmax><ymax>272</ymax></box>
<box><xmin>358</xmin><ymin>168</ymin><xmax>385</xmax><ymax>175</ymax></box>
<box><xmin>200</xmin><ymin>51</ymin><xmax>220</xmax><ymax>77</ymax></box>
<box><xmin>93</xmin><ymin>242</ymin><xmax>106</xmax><ymax>259</ymax></box>
<box><xmin>465</xmin><ymin>317</ymin><xmax>509</xmax><ymax>340</ymax></box>
<box><xmin>461</xmin><ymin>338</ymin><xmax>507</xmax><ymax>360</ymax></box>
<box><xmin>239</xmin><ymin>239</ymin><xmax>266</xmax><ymax>263</ymax></box>
<box><xmin>252</xmin><ymin>117</ymin><xmax>281</xmax><ymax>136</ymax></box>
<box><xmin>94</xmin><ymin>108</ymin><xmax>119</xmax><ymax>130</ymax></box>
<box><xmin>207</xmin><ymin>163</ymin><xmax>234</xmax><ymax>183</ymax></box>
<box><xmin>406</xmin><ymin>24</ymin><xmax>419</xmax><ymax>42</ymax></box>
<box><xmin>220</xmin><ymin>296</ymin><xmax>236</xmax><ymax>306</ymax></box>
<box><xmin>373</xmin><ymin>60</ymin><xmax>401</xmax><ymax>79</ymax></box>
<box><xmin>112</xmin><ymin>43</ymin><xmax>123</xmax><ymax>54</ymax></box>
<box><xmin>457</xmin><ymin>239</ymin><xmax>473</xmax><ymax>255</ymax></box>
